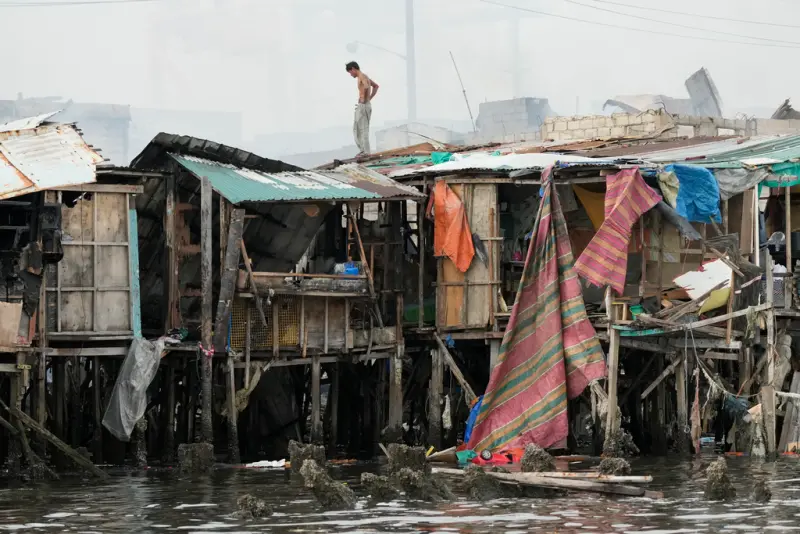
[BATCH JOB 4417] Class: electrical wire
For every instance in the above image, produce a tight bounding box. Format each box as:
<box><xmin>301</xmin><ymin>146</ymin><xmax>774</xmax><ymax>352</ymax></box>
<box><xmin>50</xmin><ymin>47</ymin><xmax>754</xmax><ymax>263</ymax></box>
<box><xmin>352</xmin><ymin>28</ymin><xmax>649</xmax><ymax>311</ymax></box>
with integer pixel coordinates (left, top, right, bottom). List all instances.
<box><xmin>0</xmin><ymin>0</ymin><xmax>164</xmax><ymax>6</ymax></box>
<box><xmin>584</xmin><ymin>0</ymin><xmax>800</xmax><ymax>31</ymax></box>
<box><xmin>562</xmin><ymin>0</ymin><xmax>800</xmax><ymax>46</ymax></box>
<box><xmin>479</xmin><ymin>0</ymin><xmax>800</xmax><ymax>49</ymax></box>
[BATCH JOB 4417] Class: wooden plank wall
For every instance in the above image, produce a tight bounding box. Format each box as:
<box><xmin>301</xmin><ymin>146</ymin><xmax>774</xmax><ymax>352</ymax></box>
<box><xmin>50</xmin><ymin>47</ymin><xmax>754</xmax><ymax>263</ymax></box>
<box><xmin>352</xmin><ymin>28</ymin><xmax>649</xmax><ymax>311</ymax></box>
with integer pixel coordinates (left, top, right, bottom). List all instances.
<box><xmin>436</xmin><ymin>182</ymin><xmax>499</xmax><ymax>330</ymax></box>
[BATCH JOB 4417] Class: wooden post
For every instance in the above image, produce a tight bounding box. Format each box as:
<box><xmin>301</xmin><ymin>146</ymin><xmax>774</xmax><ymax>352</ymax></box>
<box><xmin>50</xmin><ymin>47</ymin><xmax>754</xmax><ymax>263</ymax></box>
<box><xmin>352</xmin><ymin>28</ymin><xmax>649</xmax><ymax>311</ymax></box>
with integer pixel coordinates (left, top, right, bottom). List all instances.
<box><xmin>418</xmin><ymin>188</ymin><xmax>426</xmax><ymax>329</ymax></box>
<box><xmin>387</xmin><ymin>294</ymin><xmax>404</xmax><ymax>442</ymax></box>
<box><xmin>163</xmin><ymin>362</ymin><xmax>175</xmax><ymax>463</ymax></box>
<box><xmin>164</xmin><ymin>173</ymin><xmax>179</xmax><ymax>331</ymax></box>
<box><xmin>199</xmin><ymin>176</ymin><xmax>214</xmax><ymax>444</ymax></box>
<box><xmin>53</xmin><ymin>358</ymin><xmax>66</xmax><ymax>467</ymax></box>
<box><xmin>763</xmin><ymin>385</ymin><xmax>777</xmax><ymax>457</ymax></box>
<box><xmin>329</xmin><ymin>363</ymin><xmax>339</xmax><ymax>450</ymax></box>
<box><xmin>786</xmin><ymin>185</ymin><xmax>793</xmax><ymax>308</ymax></box>
<box><xmin>675</xmin><ymin>349</ymin><xmax>689</xmax><ymax>453</ymax></box>
<box><xmin>311</xmin><ymin>354</ymin><xmax>323</xmax><ymax>444</ymax></box>
<box><xmin>429</xmin><ymin>347</ymin><xmax>443</xmax><ymax>450</ymax></box>
<box><xmin>93</xmin><ymin>358</ymin><xmax>103</xmax><ymax>464</ymax></box>
<box><xmin>740</xmin><ymin>346</ymin><xmax>753</xmax><ymax>395</ymax></box>
<box><xmin>489</xmin><ymin>340</ymin><xmax>501</xmax><ymax>372</ymax></box>
<box><xmin>604</xmin><ymin>287</ymin><xmax>621</xmax><ymax>448</ymax></box>
<box><xmin>36</xmin><ymin>269</ymin><xmax>47</xmax><ymax>437</ymax></box>
<box><xmin>754</xmin><ymin>186</ymin><xmax>761</xmax><ymax>266</ymax></box>
<box><xmin>213</xmin><ymin>208</ymin><xmax>245</xmax><ymax>350</ymax></box>
<box><xmin>244</xmin><ymin>306</ymin><xmax>251</xmax><ymax>387</ymax></box>
<box><xmin>226</xmin><ymin>354</ymin><xmax>240</xmax><ymax>463</ymax></box>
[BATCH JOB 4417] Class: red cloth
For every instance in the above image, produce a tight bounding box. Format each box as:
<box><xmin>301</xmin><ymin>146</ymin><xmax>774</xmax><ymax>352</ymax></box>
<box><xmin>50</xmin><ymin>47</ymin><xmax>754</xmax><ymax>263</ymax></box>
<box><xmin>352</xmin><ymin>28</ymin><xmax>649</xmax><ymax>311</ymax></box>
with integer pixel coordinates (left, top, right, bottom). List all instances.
<box><xmin>426</xmin><ymin>181</ymin><xmax>475</xmax><ymax>272</ymax></box>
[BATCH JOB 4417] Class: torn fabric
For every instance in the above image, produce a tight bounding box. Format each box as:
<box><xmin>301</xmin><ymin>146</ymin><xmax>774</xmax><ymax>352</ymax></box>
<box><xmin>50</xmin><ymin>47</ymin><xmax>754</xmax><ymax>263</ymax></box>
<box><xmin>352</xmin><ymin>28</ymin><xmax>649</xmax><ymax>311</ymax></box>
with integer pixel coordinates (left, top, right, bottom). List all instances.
<box><xmin>426</xmin><ymin>180</ymin><xmax>475</xmax><ymax>272</ymax></box>
<box><xmin>467</xmin><ymin>166</ymin><xmax>606</xmax><ymax>453</ymax></box>
<box><xmin>574</xmin><ymin>168</ymin><xmax>662</xmax><ymax>294</ymax></box>
<box><xmin>714</xmin><ymin>168</ymin><xmax>769</xmax><ymax>200</ymax></box>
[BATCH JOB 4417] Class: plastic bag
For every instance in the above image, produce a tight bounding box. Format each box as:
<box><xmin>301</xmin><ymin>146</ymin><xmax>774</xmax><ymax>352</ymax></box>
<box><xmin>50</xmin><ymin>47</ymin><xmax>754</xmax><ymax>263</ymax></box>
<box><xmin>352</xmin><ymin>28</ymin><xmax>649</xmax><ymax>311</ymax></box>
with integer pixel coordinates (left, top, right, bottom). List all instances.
<box><xmin>102</xmin><ymin>337</ymin><xmax>166</xmax><ymax>441</ymax></box>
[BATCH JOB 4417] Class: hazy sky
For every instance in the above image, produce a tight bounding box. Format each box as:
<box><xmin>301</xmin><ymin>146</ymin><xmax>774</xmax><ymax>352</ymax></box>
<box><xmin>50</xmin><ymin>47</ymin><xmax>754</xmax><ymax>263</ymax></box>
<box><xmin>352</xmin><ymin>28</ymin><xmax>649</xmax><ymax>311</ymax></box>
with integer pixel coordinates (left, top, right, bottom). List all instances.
<box><xmin>0</xmin><ymin>0</ymin><xmax>797</xmax><ymax>139</ymax></box>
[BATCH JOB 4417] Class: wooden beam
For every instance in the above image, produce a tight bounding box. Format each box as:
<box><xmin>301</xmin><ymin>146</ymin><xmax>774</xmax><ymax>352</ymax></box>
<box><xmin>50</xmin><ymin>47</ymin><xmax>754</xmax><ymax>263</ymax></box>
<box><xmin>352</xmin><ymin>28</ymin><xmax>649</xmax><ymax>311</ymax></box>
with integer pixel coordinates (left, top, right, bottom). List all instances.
<box><xmin>433</xmin><ymin>333</ymin><xmax>476</xmax><ymax>403</ymax></box>
<box><xmin>213</xmin><ymin>209</ymin><xmax>245</xmax><ymax>350</ymax></box>
<box><xmin>199</xmin><ymin>176</ymin><xmax>214</xmax><ymax>443</ymax></box>
<box><xmin>763</xmin><ymin>385</ymin><xmax>777</xmax><ymax>456</ymax></box>
<box><xmin>433</xmin><ymin>467</ymin><xmax>663</xmax><ymax>498</ymax></box>
<box><xmin>226</xmin><ymin>355</ymin><xmax>240</xmax><ymax>463</ymax></box>
<box><xmin>641</xmin><ymin>354</ymin><xmax>682</xmax><ymax>400</ymax></box>
<box><xmin>54</xmin><ymin>184</ymin><xmax>144</xmax><ymax>194</ymax></box>
<box><xmin>3</xmin><ymin>401</ymin><xmax>108</xmax><ymax>479</ymax></box>
<box><xmin>240</xmin><ymin>240</ymin><xmax>268</xmax><ymax>328</ymax></box>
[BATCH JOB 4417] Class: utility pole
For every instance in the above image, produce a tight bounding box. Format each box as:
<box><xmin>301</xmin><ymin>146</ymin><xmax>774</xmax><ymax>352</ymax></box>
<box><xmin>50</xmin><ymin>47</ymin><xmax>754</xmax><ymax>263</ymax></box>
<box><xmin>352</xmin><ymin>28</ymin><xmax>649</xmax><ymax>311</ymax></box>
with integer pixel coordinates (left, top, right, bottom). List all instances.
<box><xmin>511</xmin><ymin>17</ymin><xmax>521</xmax><ymax>98</ymax></box>
<box><xmin>406</xmin><ymin>0</ymin><xmax>417</xmax><ymax>122</ymax></box>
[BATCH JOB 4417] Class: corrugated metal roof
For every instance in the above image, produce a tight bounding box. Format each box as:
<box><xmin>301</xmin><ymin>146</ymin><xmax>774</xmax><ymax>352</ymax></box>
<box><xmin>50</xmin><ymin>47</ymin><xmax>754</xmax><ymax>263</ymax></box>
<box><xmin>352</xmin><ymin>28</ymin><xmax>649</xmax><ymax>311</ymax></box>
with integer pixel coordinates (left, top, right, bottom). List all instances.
<box><xmin>0</xmin><ymin>124</ymin><xmax>104</xmax><ymax>200</ymax></box>
<box><xmin>389</xmin><ymin>152</ymin><xmax>613</xmax><ymax>178</ymax></box>
<box><xmin>173</xmin><ymin>155</ymin><xmax>424</xmax><ymax>203</ymax></box>
<box><xmin>621</xmin><ymin>135</ymin><xmax>800</xmax><ymax>168</ymax></box>
<box><xmin>0</xmin><ymin>110</ymin><xmax>61</xmax><ymax>134</ymax></box>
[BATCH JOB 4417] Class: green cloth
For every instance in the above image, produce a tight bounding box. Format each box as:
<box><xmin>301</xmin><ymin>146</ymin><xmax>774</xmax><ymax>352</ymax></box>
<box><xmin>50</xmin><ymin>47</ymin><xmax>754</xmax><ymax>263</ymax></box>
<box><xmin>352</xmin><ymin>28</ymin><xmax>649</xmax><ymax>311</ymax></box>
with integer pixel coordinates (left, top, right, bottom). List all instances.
<box><xmin>431</xmin><ymin>152</ymin><xmax>453</xmax><ymax>165</ymax></box>
<box><xmin>456</xmin><ymin>450</ymin><xmax>477</xmax><ymax>465</ymax></box>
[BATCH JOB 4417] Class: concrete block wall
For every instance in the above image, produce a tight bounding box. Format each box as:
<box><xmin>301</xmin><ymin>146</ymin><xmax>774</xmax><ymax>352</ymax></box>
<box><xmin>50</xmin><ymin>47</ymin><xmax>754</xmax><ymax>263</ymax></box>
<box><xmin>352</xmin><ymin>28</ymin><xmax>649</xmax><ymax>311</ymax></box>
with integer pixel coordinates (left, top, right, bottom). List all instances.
<box><xmin>541</xmin><ymin>110</ymin><xmax>674</xmax><ymax>142</ymax></box>
<box><xmin>476</xmin><ymin>97</ymin><xmax>554</xmax><ymax>140</ymax></box>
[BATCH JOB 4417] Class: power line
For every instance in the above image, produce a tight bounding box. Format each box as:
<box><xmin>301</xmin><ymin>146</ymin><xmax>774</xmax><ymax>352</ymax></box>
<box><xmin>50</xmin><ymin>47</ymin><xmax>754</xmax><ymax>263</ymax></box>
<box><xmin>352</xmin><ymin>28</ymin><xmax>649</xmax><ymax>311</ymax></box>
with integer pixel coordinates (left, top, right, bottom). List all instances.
<box><xmin>479</xmin><ymin>0</ymin><xmax>800</xmax><ymax>49</ymax></box>
<box><xmin>585</xmin><ymin>0</ymin><xmax>800</xmax><ymax>31</ymax></box>
<box><xmin>562</xmin><ymin>0</ymin><xmax>800</xmax><ymax>46</ymax></box>
<box><xmin>0</xmin><ymin>0</ymin><xmax>162</xmax><ymax>6</ymax></box>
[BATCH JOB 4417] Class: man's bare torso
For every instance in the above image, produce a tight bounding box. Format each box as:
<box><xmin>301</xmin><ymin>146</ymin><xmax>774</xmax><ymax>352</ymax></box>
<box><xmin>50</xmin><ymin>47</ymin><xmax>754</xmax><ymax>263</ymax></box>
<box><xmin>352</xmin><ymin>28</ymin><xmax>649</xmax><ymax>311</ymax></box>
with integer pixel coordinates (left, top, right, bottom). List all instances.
<box><xmin>356</xmin><ymin>72</ymin><xmax>373</xmax><ymax>103</ymax></box>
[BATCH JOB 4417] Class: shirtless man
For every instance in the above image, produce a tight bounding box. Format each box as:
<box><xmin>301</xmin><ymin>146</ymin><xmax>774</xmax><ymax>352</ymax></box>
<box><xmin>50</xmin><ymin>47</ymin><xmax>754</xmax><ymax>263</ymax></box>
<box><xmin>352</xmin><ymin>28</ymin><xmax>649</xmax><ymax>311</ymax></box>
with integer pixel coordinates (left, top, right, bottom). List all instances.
<box><xmin>346</xmin><ymin>61</ymin><xmax>379</xmax><ymax>156</ymax></box>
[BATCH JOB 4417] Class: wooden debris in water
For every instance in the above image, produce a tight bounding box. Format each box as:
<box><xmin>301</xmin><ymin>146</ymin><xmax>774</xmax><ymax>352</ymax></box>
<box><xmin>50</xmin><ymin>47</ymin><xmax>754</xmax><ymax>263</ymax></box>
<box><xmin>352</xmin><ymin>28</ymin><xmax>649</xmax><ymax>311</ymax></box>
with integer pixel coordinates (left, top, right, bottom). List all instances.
<box><xmin>433</xmin><ymin>467</ymin><xmax>663</xmax><ymax>498</ymax></box>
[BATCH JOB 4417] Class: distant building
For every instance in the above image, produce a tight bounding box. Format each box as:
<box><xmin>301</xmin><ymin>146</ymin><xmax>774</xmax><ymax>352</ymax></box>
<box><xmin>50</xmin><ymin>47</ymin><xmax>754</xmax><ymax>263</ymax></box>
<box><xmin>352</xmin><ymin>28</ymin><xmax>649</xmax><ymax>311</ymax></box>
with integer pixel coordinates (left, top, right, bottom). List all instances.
<box><xmin>474</xmin><ymin>97</ymin><xmax>556</xmax><ymax>142</ymax></box>
<box><xmin>374</xmin><ymin>122</ymin><xmax>465</xmax><ymax>152</ymax></box>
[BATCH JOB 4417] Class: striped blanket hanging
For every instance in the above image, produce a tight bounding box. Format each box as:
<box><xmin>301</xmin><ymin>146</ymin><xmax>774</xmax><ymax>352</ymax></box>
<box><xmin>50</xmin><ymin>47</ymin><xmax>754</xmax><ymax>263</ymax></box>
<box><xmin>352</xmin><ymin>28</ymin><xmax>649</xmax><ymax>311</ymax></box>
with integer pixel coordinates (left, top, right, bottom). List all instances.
<box><xmin>574</xmin><ymin>167</ymin><xmax>662</xmax><ymax>294</ymax></box>
<box><xmin>466</xmin><ymin>167</ymin><xmax>606</xmax><ymax>453</ymax></box>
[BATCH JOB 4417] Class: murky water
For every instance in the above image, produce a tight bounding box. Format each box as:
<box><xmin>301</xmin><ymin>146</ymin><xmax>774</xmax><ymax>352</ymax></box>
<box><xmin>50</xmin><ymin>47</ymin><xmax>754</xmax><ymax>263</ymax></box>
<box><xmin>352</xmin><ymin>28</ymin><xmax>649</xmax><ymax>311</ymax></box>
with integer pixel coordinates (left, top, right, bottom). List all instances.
<box><xmin>0</xmin><ymin>455</ymin><xmax>799</xmax><ymax>533</ymax></box>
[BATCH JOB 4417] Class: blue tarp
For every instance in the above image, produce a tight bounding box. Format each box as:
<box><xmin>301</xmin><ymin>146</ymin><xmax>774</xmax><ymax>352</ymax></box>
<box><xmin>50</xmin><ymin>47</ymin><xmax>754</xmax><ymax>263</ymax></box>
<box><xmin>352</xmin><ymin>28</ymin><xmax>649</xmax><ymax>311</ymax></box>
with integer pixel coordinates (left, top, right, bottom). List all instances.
<box><xmin>666</xmin><ymin>164</ymin><xmax>721</xmax><ymax>224</ymax></box>
<box><xmin>464</xmin><ymin>395</ymin><xmax>483</xmax><ymax>443</ymax></box>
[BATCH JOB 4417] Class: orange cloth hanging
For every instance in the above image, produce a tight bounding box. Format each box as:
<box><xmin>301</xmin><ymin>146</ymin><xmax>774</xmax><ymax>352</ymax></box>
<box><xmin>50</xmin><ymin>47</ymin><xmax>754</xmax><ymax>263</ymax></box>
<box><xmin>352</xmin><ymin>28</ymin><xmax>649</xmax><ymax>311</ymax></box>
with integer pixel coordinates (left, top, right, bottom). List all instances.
<box><xmin>426</xmin><ymin>181</ymin><xmax>475</xmax><ymax>273</ymax></box>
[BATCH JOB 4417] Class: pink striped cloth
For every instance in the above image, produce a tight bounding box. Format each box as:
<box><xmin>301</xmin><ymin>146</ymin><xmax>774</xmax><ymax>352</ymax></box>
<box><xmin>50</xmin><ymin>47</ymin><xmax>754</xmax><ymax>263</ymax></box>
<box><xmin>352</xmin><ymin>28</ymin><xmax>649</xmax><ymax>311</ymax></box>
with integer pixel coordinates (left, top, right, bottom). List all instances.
<box><xmin>574</xmin><ymin>168</ymin><xmax>661</xmax><ymax>294</ymax></box>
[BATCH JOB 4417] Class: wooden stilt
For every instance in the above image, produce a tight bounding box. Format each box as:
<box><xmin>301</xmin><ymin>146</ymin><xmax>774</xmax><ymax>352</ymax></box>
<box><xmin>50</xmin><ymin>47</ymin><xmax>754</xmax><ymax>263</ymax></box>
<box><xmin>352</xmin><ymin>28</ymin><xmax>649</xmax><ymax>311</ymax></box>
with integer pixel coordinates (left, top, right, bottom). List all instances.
<box><xmin>199</xmin><ymin>176</ymin><xmax>214</xmax><ymax>444</ymax></box>
<box><xmin>226</xmin><ymin>355</ymin><xmax>240</xmax><ymax>463</ymax></box>
<box><xmin>604</xmin><ymin>288</ymin><xmax>621</xmax><ymax>447</ymax></box>
<box><xmin>329</xmin><ymin>363</ymin><xmax>339</xmax><ymax>451</ymax></box>
<box><xmin>53</xmin><ymin>359</ymin><xmax>66</xmax><ymax>468</ymax></box>
<box><xmin>429</xmin><ymin>348</ymin><xmax>443</xmax><ymax>450</ymax></box>
<box><xmin>675</xmin><ymin>349</ymin><xmax>689</xmax><ymax>453</ymax></box>
<box><xmin>93</xmin><ymin>358</ymin><xmax>103</xmax><ymax>464</ymax></box>
<box><xmin>163</xmin><ymin>362</ymin><xmax>175</xmax><ymax>463</ymax></box>
<box><xmin>311</xmin><ymin>354</ymin><xmax>323</xmax><ymax>444</ymax></box>
<box><xmin>387</xmin><ymin>294</ymin><xmax>404</xmax><ymax>442</ymax></box>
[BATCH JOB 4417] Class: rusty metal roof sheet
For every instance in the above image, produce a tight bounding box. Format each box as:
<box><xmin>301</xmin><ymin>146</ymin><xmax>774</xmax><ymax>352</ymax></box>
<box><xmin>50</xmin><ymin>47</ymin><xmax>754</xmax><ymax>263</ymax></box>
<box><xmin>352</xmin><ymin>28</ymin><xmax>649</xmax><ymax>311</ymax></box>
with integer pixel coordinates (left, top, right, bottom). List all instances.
<box><xmin>0</xmin><ymin>123</ymin><xmax>104</xmax><ymax>200</ymax></box>
<box><xmin>0</xmin><ymin>110</ymin><xmax>61</xmax><ymax>134</ymax></box>
<box><xmin>390</xmin><ymin>151</ymin><xmax>614</xmax><ymax>178</ymax></box>
<box><xmin>173</xmin><ymin>155</ymin><xmax>424</xmax><ymax>203</ymax></box>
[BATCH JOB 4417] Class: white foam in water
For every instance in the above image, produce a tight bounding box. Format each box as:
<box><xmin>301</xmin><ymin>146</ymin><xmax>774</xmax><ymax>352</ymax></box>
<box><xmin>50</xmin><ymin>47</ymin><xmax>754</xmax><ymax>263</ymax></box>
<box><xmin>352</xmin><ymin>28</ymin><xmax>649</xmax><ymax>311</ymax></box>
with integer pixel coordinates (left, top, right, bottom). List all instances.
<box><xmin>613</xmin><ymin>524</ymin><xmax>634</xmax><ymax>529</ymax></box>
<box><xmin>624</xmin><ymin>530</ymin><xmax>702</xmax><ymax>534</ymax></box>
<box><xmin>564</xmin><ymin>523</ymin><xmax>583</xmax><ymax>528</ymax></box>
<box><xmin>173</xmin><ymin>504</ymin><xmax>218</xmax><ymax>510</ymax></box>
<box><xmin>675</xmin><ymin>513</ymin><xmax>752</xmax><ymax>521</ymax></box>
<box><xmin>43</xmin><ymin>512</ymin><xmax>75</xmax><ymax>518</ymax></box>
<box><xmin>626</xmin><ymin>513</ymin><xmax>668</xmax><ymax>517</ymax></box>
<box><xmin>268</xmin><ymin>512</ymin><xmax>561</xmax><ymax>529</ymax></box>
<box><xmin>177</xmin><ymin>522</ymin><xmax>237</xmax><ymax>530</ymax></box>
<box><xmin>145</xmin><ymin>504</ymin><xmax>160</xmax><ymax>509</ymax></box>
